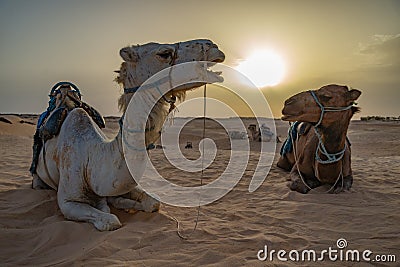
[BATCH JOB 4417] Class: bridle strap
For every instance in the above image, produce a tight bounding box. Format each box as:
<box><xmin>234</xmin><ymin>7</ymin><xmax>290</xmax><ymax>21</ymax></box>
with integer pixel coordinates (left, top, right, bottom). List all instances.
<box><xmin>124</xmin><ymin>42</ymin><xmax>180</xmax><ymax>94</ymax></box>
<box><xmin>123</xmin><ymin>43</ymin><xmax>180</xmax><ymax>106</ymax></box>
<box><xmin>314</xmin><ymin>127</ymin><xmax>347</xmax><ymax>164</ymax></box>
<box><xmin>119</xmin><ymin>43</ymin><xmax>182</xmax><ymax>151</ymax></box>
<box><xmin>309</xmin><ymin>90</ymin><xmax>353</xmax><ymax>128</ymax></box>
<box><xmin>309</xmin><ymin>90</ymin><xmax>354</xmax><ymax>164</ymax></box>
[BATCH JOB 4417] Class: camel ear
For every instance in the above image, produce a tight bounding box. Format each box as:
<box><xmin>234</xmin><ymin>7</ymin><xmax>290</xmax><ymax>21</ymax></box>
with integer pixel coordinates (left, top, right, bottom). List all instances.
<box><xmin>347</xmin><ymin>89</ymin><xmax>361</xmax><ymax>101</ymax></box>
<box><xmin>120</xmin><ymin>47</ymin><xmax>138</xmax><ymax>62</ymax></box>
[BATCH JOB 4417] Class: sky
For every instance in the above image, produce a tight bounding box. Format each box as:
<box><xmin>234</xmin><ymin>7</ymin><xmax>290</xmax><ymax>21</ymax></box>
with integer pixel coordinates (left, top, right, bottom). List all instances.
<box><xmin>0</xmin><ymin>0</ymin><xmax>399</xmax><ymax>118</ymax></box>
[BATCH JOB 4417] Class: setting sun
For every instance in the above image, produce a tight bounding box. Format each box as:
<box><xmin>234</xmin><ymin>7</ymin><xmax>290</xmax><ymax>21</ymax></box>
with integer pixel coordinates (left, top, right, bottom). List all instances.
<box><xmin>235</xmin><ymin>50</ymin><xmax>286</xmax><ymax>88</ymax></box>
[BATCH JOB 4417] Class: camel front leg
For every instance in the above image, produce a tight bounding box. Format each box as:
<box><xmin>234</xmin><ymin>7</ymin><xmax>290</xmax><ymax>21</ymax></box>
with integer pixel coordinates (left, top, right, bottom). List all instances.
<box><xmin>57</xmin><ymin>189</ymin><xmax>121</xmax><ymax>231</ymax></box>
<box><xmin>95</xmin><ymin>197</ymin><xmax>111</xmax><ymax>213</ymax></box>
<box><xmin>129</xmin><ymin>185</ymin><xmax>160</xmax><ymax>212</ymax></box>
<box><xmin>287</xmin><ymin>170</ymin><xmax>310</xmax><ymax>194</ymax></box>
<box><xmin>108</xmin><ymin>186</ymin><xmax>160</xmax><ymax>213</ymax></box>
<box><xmin>277</xmin><ymin>154</ymin><xmax>293</xmax><ymax>172</ymax></box>
<box><xmin>287</xmin><ymin>165</ymin><xmax>322</xmax><ymax>194</ymax></box>
<box><xmin>32</xmin><ymin>174</ymin><xmax>52</xmax><ymax>190</ymax></box>
<box><xmin>343</xmin><ymin>175</ymin><xmax>353</xmax><ymax>191</ymax></box>
<box><xmin>340</xmin><ymin>150</ymin><xmax>353</xmax><ymax>192</ymax></box>
<box><xmin>332</xmin><ymin>175</ymin><xmax>353</xmax><ymax>194</ymax></box>
<box><xmin>107</xmin><ymin>195</ymin><xmax>143</xmax><ymax>210</ymax></box>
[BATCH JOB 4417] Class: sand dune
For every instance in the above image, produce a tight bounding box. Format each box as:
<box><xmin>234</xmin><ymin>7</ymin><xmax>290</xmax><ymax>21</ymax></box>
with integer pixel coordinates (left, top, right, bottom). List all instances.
<box><xmin>0</xmin><ymin>115</ymin><xmax>399</xmax><ymax>266</ymax></box>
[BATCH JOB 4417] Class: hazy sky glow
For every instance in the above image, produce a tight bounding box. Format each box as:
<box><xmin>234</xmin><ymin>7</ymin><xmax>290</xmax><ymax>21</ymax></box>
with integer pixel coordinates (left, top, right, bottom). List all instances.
<box><xmin>0</xmin><ymin>0</ymin><xmax>399</xmax><ymax>118</ymax></box>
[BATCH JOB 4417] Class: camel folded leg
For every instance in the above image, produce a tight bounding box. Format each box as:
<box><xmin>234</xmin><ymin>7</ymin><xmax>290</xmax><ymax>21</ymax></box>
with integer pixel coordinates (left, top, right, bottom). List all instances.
<box><xmin>108</xmin><ymin>186</ymin><xmax>160</xmax><ymax>213</ymax></box>
<box><xmin>107</xmin><ymin>195</ymin><xmax>143</xmax><ymax>210</ymax></box>
<box><xmin>32</xmin><ymin>174</ymin><xmax>51</xmax><ymax>190</ymax></box>
<box><xmin>129</xmin><ymin>185</ymin><xmax>160</xmax><ymax>212</ymax></box>
<box><xmin>29</xmin><ymin>131</ymin><xmax>43</xmax><ymax>176</ymax></box>
<box><xmin>343</xmin><ymin>175</ymin><xmax>353</xmax><ymax>190</ymax></box>
<box><xmin>287</xmin><ymin>166</ymin><xmax>321</xmax><ymax>194</ymax></box>
<box><xmin>57</xmin><ymin>190</ymin><xmax>121</xmax><ymax>231</ymax></box>
<box><xmin>331</xmin><ymin>175</ymin><xmax>353</xmax><ymax>194</ymax></box>
<box><xmin>277</xmin><ymin>154</ymin><xmax>293</xmax><ymax>172</ymax></box>
<box><xmin>95</xmin><ymin>197</ymin><xmax>111</xmax><ymax>213</ymax></box>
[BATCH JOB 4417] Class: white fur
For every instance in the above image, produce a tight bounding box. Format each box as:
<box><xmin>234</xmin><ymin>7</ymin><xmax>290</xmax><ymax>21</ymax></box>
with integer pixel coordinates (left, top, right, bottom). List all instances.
<box><xmin>33</xmin><ymin>39</ymin><xmax>225</xmax><ymax>231</ymax></box>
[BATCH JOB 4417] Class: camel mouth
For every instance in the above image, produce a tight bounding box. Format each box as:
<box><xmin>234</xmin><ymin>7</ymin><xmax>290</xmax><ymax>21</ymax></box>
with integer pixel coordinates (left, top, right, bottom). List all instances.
<box><xmin>205</xmin><ymin>56</ymin><xmax>225</xmax><ymax>69</ymax></box>
<box><xmin>281</xmin><ymin>114</ymin><xmax>296</xmax><ymax>121</ymax></box>
<box><xmin>206</xmin><ymin>68</ymin><xmax>224</xmax><ymax>82</ymax></box>
<box><xmin>281</xmin><ymin>96</ymin><xmax>302</xmax><ymax>121</ymax></box>
<box><xmin>208</xmin><ymin>48</ymin><xmax>225</xmax><ymax>64</ymax></box>
<box><xmin>204</xmin><ymin>60</ymin><xmax>224</xmax><ymax>82</ymax></box>
<box><xmin>281</xmin><ymin>106</ymin><xmax>300</xmax><ymax>121</ymax></box>
<box><xmin>170</xmin><ymin>60</ymin><xmax>224</xmax><ymax>94</ymax></box>
<box><xmin>211</xmin><ymin>57</ymin><xmax>224</xmax><ymax>63</ymax></box>
<box><xmin>207</xmin><ymin>53</ymin><xmax>225</xmax><ymax>82</ymax></box>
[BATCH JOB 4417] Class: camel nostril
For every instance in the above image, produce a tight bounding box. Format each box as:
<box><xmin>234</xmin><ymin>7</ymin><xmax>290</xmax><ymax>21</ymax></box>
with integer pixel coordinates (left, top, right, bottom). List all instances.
<box><xmin>208</xmin><ymin>50</ymin><xmax>225</xmax><ymax>63</ymax></box>
<box><xmin>213</xmin><ymin>57</ymin><xmax>224</xmax><ymax>63</ymax></box>
<box><xmin>285</xmin><ymin>99</ymin><xmax>295</xmax><ymax>106</ymax></box>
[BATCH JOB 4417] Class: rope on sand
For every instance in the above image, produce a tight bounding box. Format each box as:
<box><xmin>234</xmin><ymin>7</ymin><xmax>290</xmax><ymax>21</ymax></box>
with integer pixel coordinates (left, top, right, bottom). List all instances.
<box><xmin>164</xmin><ymin>83</ymin><xmax>207</xmax><ymax>240</ymax></box>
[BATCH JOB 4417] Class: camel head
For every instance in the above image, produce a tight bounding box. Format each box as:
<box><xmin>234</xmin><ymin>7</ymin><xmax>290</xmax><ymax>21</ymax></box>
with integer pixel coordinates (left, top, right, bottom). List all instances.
<box><xmin>116</xmin><ymin>39</ymin><xmax>225</xmax><ymax>112</ymax></box>
<box><xmin>281</xmin><ymin>84</ymin><xmax>361</xmax><ymax>125</ymax></box>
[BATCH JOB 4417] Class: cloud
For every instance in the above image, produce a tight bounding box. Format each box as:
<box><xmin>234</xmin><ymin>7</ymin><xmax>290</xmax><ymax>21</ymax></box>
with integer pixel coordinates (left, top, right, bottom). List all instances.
<box><xmin>358</xmin><ymin>34</ymin><xmax>400</xmax><ymax>67</ymax></box>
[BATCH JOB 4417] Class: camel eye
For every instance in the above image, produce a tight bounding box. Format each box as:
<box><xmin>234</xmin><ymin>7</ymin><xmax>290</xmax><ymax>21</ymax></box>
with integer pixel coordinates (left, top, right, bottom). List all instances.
<box><xmin>319</xmin><ymin>95</ymin><xmax>332</xmax><ymax>102</ymax></box>
<box><xmin>157</xmin><ymin>50</ymin><xmax>173</xmax><ymax>59</ymax></box>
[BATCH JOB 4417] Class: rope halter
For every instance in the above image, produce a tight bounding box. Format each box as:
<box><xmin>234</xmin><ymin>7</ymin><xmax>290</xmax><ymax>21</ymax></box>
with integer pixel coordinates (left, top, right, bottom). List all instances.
<box><xmin>123</xmin><ymin>42</ymin><xmax>180</xmax><ymax>107</ymax></box>
<box><xmin>309</xmin><ymin>90</ymin><xmax>354</xmax><ymax>164</ymax></box>
<box><xmin>309</xmin><ymin>90</ymin><xmax>354</xmax><ymax>128</ymax></box>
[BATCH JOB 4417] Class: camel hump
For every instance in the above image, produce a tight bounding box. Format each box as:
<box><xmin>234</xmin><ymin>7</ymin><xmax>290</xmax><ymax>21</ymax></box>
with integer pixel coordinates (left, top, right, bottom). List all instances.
<box><xmin>65</xmin><ymin>108</ymin><xmax>95</xmax><ymax>130</ymax></box>
<box><xmin>65</xmin><ymin>108</ymin><xmax>107</xmax><ymax>139</ymax></box>
<box><xmin>36</xmin><ymin>82</ymin><xmax>105</xmax><ymax>143</ymax></box>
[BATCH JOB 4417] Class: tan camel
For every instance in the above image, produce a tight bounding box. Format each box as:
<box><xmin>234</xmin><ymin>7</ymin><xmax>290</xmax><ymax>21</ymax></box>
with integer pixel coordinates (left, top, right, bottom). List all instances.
<box><xmin>277</xmin><ymin>84</ymin><xmax>361</xmax><ymax>193</ymax></box>
<box><xmin>33</xmin><ymin>39</ymin><xmax>225</xmax><ymax>230</ymax></box>
<box><xmin>248</xmin><ymin>124</ymin><xmax>274</xmax><ymax>142</ymax></box>
<box><xmin>247</xmin><ymin>124</ymin><xmax>260</xmax><ymax>141</ymax></box>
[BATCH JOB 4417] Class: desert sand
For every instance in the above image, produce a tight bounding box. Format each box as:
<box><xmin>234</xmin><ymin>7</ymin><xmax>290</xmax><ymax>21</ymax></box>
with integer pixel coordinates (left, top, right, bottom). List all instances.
<box><xmin>0</xmin><ymin>114</ymin><xmax>399</xmax><ymax>266</ymax></box>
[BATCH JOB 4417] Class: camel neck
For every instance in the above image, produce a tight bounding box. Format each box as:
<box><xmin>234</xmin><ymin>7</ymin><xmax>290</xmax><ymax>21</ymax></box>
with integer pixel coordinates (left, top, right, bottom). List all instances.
<box><xmin>117</xmin><ymin>90</ymin><xmax>168</xmax><ymax>152</ymax></box>
<box><xmin>318</xmin><ymin>118</ymin><xmax>350</xmax><ymax>155</ymax></box>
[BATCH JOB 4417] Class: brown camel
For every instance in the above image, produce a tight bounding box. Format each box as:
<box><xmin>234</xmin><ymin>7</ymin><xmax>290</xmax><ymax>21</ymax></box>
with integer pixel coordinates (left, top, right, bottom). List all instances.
<box><xmin>277</xmin><ymin>84</ymin><xmax>361</xmax><ymax>193</ymax></box>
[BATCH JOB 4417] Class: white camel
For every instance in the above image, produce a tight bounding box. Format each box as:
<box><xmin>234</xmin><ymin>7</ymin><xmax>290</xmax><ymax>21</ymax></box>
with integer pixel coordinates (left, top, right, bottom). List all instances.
<box><xmin>33</xmin><ymin>39</ymin><xmax>225</xmax><ymax>231</ymax></box>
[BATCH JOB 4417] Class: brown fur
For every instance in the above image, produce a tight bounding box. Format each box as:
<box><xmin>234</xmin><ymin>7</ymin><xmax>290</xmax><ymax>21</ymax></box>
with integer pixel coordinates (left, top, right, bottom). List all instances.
<box><xmin>277</xmin><ymin>84</ymin><xmax>361</xmax><ymax>193</ymax></box>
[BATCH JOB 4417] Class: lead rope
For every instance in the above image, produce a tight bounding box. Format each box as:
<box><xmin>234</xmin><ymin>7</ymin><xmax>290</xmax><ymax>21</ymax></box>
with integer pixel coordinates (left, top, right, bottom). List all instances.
<box><xmin>164</xmin><ymin>50</ymin><xmax>208</xmax><ymax>239</ymax></box>
<box><xmin>164</xmin><ymin>84</ymin><xmax>206</xmax><ymax>240</ymax></box>
<box><xmin>289</xmin><ymin>122</ymin><xmax>312</xmax><ymax>191</ymax></box>
<box><xmin>290</xmin><ymin>122</ymin><xmax>344</xmax><ymax>193</ymax></box>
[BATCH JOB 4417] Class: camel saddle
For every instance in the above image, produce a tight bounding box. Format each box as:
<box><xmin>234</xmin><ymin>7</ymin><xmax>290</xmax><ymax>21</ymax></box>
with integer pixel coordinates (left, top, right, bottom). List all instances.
<box><xmin>30</xmin><ymin>82</ymin><xmax>105</xmax><ymax>176</ymax></box>
<box><xmin>280</xmin><ymin>122</ymin><xmax>310</xmax><ymax>156</ymax></box>
<box><xmin>38</xmin><ymin>83</ymin><xmax>105</xmax><ymax>141</ymax></box>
